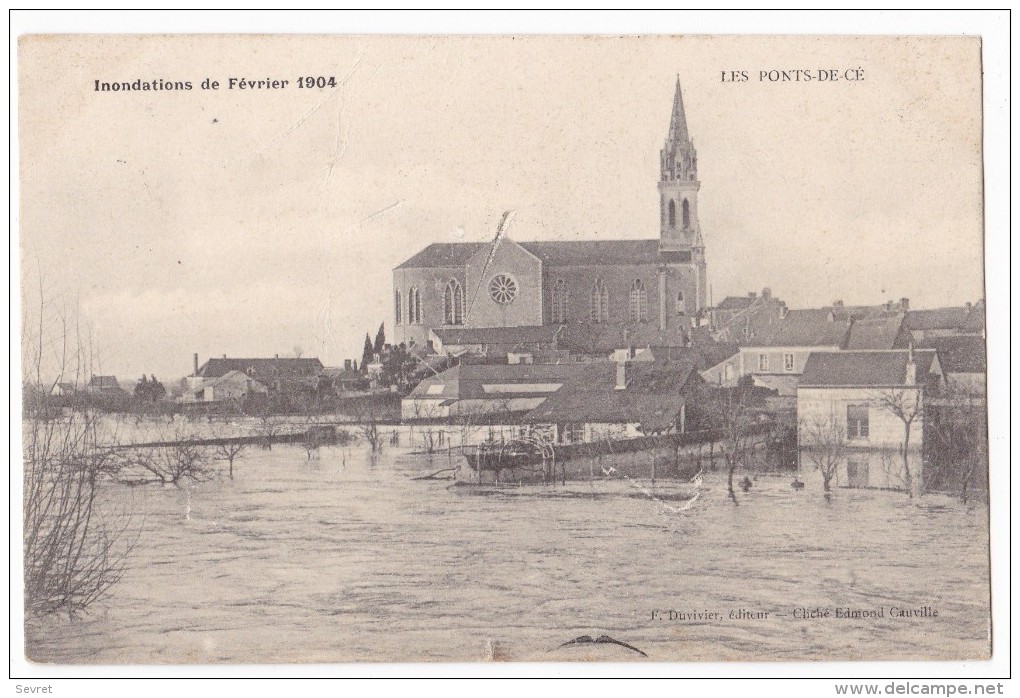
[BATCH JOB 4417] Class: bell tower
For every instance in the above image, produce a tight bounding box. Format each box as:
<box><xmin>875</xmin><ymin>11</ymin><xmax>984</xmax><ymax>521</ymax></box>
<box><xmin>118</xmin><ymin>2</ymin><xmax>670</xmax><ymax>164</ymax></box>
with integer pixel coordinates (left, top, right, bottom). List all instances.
<box><xmin>658</xmin><ymin>76</ymin><xmax>707</xmax><ymax>312</ymax></box>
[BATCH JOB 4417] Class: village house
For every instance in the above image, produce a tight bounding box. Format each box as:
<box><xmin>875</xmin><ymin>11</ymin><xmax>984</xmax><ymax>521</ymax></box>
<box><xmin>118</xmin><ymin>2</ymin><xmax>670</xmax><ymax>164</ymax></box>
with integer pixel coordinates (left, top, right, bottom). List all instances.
<box><xmin>708</xmin><ymin>288</ymin><xmax>788</xmax><ymax>344</ymax></box>
<box><xmin>183</xmin><ymin>369</ymin><xmax>269</xmax><ymax>404</ymax></box>
<box><xmin>903</xmin><ymin>301</ymin><xmax>985</xmax><ymax>342</ymax></box>
<box><xmin>86</xmin><ymin>375</ymin><xmax>126</xmax><ymax>397</ymax></box>
<box><xmin>186</xmin><ymin>354</ymin><xmax>324</xmax><ymax>397</ymax></box>
<box><xmin>401</xmin><ymin>362</ymin><xmax>582</xmax><ymax>421</ymax></box>
<box><xmin>921</xmin><ymin>335</ymin><xmax>986</xmax><ymax>397</ymax></box>
<box><xmin>523</xmin><ymin>350</ymin><xmax>706</xmax><ymax>444</ymax></box>
<box><xmin>736</xmin><ymin>308</ymin><xmax>852</xmax><ymax>397</ymax></box>
<box><xmin>797</xmin><ymin>348</ymin><xmax>941</xmax><ymax>492</ymax></box>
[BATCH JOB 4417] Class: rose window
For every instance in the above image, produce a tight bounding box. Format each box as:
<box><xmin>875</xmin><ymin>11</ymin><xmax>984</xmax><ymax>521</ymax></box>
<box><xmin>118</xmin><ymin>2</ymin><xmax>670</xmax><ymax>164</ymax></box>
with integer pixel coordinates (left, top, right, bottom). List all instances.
<box><xmin>488</xmin><ymin>274</ymin><xmax>518</xmax><ymax>304</ymax></box>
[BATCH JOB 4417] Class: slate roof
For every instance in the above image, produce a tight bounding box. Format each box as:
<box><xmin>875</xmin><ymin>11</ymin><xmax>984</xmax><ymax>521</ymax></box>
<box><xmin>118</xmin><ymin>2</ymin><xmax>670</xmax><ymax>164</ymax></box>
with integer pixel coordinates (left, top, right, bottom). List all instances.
<box><xmin>524</xmin><ymin>358</ymin><xmax>701</xmax><ymax>430</ymax></box>
<box><xmin>203</xmin><ymin>370</ymin><xmax>266</xmax><ymax>390</ymax></box>
<box><xmin>716</xmin><ymin>296</ymin><xmax>755</xmax><ymax>311</ymax></box>
<box><xmin>432</xmin><ymin>325</ymin><xmax>561</xmax><ymax>346</ymax></box>
<box><xmin>395</xmin><ymin>239</ymin><xmax>663</xmax><ymax>269</ymax></box>
<box><xmin>845</xmin><ymin>314</ymin><xmax>908</xmax><ymax>350</ymax></box>
<box><xmin>406</xmin><ymin>363</ymin><xmax>582</xmax><ymax>401</ymax></box>
<box><xmin>904</xmin><ymin>307</ymin><xmax>981</xmax><ymax>332</ymax></box>
<box><xmin>88</xmin><ymin>375</ymin><xmax>122</xmax><ymax>390</ymax></box>
<box><xmin>196</xmin><ymin>357</ymin><xmax>324</xmax><ymax>379</ymax></box>
<box><xmin>746</xmin><ymin>309</ymin><xmax>851</xmax><ymax>348</ymax></box>
<box><xmin>920</xmin><ymin>335</ymin><xmax>986</xmax><ymax>373</ymax></box>
<box><xmin>800</xmin><ymin>350</ymin><xmax>937</xmax><ymax>387</ymax></box>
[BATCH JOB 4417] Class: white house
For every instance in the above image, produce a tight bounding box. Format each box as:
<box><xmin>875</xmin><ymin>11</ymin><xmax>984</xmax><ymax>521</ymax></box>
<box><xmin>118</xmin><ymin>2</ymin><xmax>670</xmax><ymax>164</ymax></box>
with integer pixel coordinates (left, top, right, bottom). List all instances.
<box><xmin>184</xmin><ymin>370</ymin><xmax>268</xmax><ymax>403</ymax></box>
<box><xmin>401</xmin><ymin>362</ymin><xmax>582</xmax><ymax>421</ymax></box>
<box><xmin>797</xmin><ymin>349</ymin><xmax>941</xmax><ymax>493</ymax></box>
<box><xmin>738</xmin><ymin>309</ymin><xmax>851</xmax><ymax>396</ymax></box>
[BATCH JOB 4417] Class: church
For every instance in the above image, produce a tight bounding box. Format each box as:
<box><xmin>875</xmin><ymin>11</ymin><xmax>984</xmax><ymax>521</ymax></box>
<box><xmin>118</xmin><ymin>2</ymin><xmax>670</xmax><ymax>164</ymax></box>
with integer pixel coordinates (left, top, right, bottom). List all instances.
<box><xmin>392</xmin><ymin>77</ymin><xmax>708</xmax><ymax>354</ymax></box>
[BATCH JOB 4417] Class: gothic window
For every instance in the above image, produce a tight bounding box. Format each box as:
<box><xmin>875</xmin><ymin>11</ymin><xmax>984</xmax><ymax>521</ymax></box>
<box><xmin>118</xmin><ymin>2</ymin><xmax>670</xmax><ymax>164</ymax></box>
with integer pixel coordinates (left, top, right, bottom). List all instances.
<box><xmin>590</xmin><ymin>278</ymin><xmax>608</xmax><ymax>323</ymax></box>
<box><xmin>682</xmin><ymin>199</ymin><xmax>690</xmax><ymax>229</ymax></box>
<box><xmin>394</xmin><ymin>289</ymin><xmax>402</xmax><ymax>326</ymax></box>
<box><xmin>488</xmin><ymin>274</ymin><xmax>518</xmax><ymax>304</ymax></box>
<box><xmin>552</xmin><ymin>279</ymin><xmax>569</xmax><ymax>324</ymax></box>
<box><xmin>444</xmin><ymin>279</ymin><xmax>464</xmax><ymax>325</ymax></box>
<box><xmin>408</xmin><ymin>287</ymin><xmax>422</xmax><ymax>325</ymax></box>
<box><xmin>675</xmin><ymin>290</ymin><xmax>685</xmax><ymax>316</ymax></box>
<box><xmin>629</xmin><ymin>279</ymin><xmax>648</xmax><ymax>324</ymax></box>
<box><xmin>668</xmin><ymin>199</ymin><xmax>676</xmax><ymax>228</ymax></box>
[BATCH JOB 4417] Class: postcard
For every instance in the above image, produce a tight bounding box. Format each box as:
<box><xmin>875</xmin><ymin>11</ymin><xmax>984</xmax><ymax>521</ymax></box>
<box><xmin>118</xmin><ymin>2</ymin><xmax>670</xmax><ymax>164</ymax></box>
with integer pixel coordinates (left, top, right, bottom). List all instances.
<box><xmin>18</xmin><ymin>33</ymin><xmax>991</xmax><ymax>665</ymax></box>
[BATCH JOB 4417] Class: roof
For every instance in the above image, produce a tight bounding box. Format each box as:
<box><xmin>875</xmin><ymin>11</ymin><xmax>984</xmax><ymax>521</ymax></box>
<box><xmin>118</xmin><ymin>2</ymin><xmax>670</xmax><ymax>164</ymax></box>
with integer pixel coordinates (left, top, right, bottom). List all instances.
<box><xmin>88</xmin><ymin>375</ymin><xmax>121</xmax><ymax>389</ymax></box>
<box><xmin>904</xmin><ymin>307</ymin><xmax>982</xmax><ymax>332</ymax></box>
<box><xmin>845</xmin><ymin>314</ymin><xmax>907</xmax><ymax>350</ymax></box>
<box><xmin>407</xmin><ymin>362</ymin><xmax>583</xmax><ymax>402</ymax></box>
<box><xmin>716</xmin><ymin>296</ymin><xmax>754</xmax><ymax>311</ymax></box>
<box><xmin>800</xmin><ymin>350</ymin><xmax>937</xmax><ymax>387</ymax></box>
<box><xmin>431</xmin><ymin>325</ymin><xmax>561</xmax><ymax>346</ymax></box>
<box><xmin>395</xmin><ymin>239</ymin><xmax>663</xmax><ymax>269</ymax></box>
<box><xmin>204</xmin><ymin>370</ymin><xmax>266</xmax><ymax>390</ymax></box>
<box><xmin>920</xmin><ymin>335</ymin><xmax>986</xmax><ymax>373</ymax></box>
<box><xmin>524</xmin><ymin>358</ymin><xmax>700</xmax><ymax>430</ymax></box>
<box><xmin>747</xmin><ymin>310</ymin><xmax>850</xmax><ymax>348</ymax></box>
<box><xmin>196</xmin><ymin>357</ymin><xmax>324</xmax><ymax>379</ymax></box>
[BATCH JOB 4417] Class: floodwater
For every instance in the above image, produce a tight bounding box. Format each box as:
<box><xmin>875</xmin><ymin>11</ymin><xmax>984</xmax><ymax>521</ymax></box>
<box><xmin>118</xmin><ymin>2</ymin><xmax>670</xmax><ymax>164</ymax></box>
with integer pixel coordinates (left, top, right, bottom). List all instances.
<box><xmin>26</xmin><ymin>436</ymin><xmax>991</xmax><ymax>663</ymax></box>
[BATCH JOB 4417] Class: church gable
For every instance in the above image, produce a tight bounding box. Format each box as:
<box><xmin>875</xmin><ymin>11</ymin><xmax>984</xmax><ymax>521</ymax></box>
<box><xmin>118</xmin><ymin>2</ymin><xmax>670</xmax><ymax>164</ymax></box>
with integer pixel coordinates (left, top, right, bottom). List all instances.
<box><xmin>463</xmin><ymin>238</ymin><xmax>544</xmax><ymax>328</ymax></box>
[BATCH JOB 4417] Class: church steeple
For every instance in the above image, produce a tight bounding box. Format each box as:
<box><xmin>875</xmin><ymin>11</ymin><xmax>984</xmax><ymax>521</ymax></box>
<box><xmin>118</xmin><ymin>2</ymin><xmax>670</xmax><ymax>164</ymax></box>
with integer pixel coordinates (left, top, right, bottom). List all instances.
<box><xmin>667</xmin><ymin>75</ymin><xmax>689</xmax><ymax>143</ymax></box>
<box><xmin>657</xmin><ymin>75</ymin><xmax>707</xmax><ymax>315</ymax></box>
<box><xmin>660</xmin><ymin>76</ymin><xmax>697</xmax><ymax>183</ymax></box>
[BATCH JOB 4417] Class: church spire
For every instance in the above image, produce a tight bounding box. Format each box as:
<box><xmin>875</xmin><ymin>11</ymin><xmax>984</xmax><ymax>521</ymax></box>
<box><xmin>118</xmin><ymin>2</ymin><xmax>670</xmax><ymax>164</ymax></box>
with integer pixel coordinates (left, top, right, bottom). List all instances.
<box><xmin>667</xmin><ymin>75</ymin><xmax>689</xmax><ymax>142</ymax></box>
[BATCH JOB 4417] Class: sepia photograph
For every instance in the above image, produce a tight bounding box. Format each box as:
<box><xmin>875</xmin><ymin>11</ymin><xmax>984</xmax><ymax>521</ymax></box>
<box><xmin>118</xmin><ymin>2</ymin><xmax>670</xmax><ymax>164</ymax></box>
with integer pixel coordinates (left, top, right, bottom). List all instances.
<box><xmin>12</xmin><ymin>16</ymin><xmax>1007</xmax><ymax>683</ymax></box>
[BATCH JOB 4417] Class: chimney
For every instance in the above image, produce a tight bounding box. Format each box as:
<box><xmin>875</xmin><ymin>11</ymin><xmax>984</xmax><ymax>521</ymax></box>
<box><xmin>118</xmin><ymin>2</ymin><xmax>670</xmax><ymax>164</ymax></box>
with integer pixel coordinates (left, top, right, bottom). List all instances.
<box><xmin>193</xmin><ymin>353</ymin><xmax>199</xmax><ymax>376</ymax></box>
<box><xmin>885</xmin><ymin>300</ymin><xmax>893</xmax><ymax>311</ymax></box>
<box><xmin>748</xmin><ymin>291</ymin><xmax>757</xmax><ymax>299</ymax></box>
<box><xmin>761</xmin><ymin>287</ymin><xmax>772</xmax><ymax>300</ymax></box>
<box><xmin>899</xmin><ymin>297</ymin><xmax>909</xmax><ymax>311</ymax></box>
<box><xmin>344</xmin><ymin>359</ymin><xmax>352</xmax><ymax>371</ymax></box>
<box><xmin>222</xmin><ymin>354</ymin><xmax>227</xmax><ymax>359</ymax></box>
<box><xmin>965</xmin><ymin>301</ymin><xmax>972</xmax><ymax>311</ymax></box>
<box><xmin>833</xmin><ymin>299</ymin><xmax>844</xmax><ymax>308</ymax></box>
<box><xmin>779</xmin><ymin>304</ymin><xmax>789</xmax><ymax>320</ymax></box>
<box><xmin>615</xmin><ymin>360</ymin><xmax>628</xmax><ymax>390</ymax></box>
<box><xmin>275</xmin><ymin>353</ymin><xmax>280</xmax><ymax>359</ymax></box>
<box><xmin>905</xmin><ymin>342</ymin><xmax>917</xmax><ymax>385</ymax></box>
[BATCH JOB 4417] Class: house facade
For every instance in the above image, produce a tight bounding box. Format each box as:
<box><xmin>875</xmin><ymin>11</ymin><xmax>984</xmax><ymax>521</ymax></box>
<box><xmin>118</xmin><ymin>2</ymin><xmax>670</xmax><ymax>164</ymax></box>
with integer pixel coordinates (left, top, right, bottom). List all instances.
<box><xmin>523</xmin><ymin>352</ymin><xmax>705</xmax><ymax>444</ymax></box>
<box><xmin>797</xmin><ymin>349</ymin><xmax>941</xmax><ymax>493</ymax></box>
<box><xmin>392</xmin><ymin>78</ymin><xmax>708</xmax><ymax>354</ymax></box>
<box><xmin>184</xmin><ymin>370</ymin><xmax>269</xmax><ymax>403</ymax></box>
<box><xmin>401</xmin><ymin>363</ymin><xmax>582</xmax><ymax>421</ymax></box>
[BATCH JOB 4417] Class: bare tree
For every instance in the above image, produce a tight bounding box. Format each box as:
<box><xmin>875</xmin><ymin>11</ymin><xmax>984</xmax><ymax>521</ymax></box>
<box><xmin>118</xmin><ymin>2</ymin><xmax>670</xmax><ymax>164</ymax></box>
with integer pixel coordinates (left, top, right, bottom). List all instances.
<box><xmin>133</xmin><ymin>433</ymin><xmax>213</xmax><ymax>486</ymax></box>
<box><xmin>799</xmin><ymin>410</ymin><xmax>847</xmax><ymax>493</ymax></box>
<box><xmin>355</xmin><ymin>402</ymin><xmax>383</xmax><ymax>453</ymax></box>
<box><xmin>704</xmin><ymin>381</ymin><xmax>759</xmax><ymax>503</ymax></box>
<box><xmin>927</xmin><ymin>387</ymin><xmax>987</xmax><ymax>503</ymax></box>
<box><xmin>873</xmin><ymin>388</ymin><xmax>923</xmax><ymax>498</ymax></box>
<box><xmin>214</xmin><ymin>440</ymin><xmax>247</xmax><ymax>478</ymax></box>
<box><xmin>22</xmin><ymin>271</ymin><xmax>133</xmax><ymax>616</ymax></box>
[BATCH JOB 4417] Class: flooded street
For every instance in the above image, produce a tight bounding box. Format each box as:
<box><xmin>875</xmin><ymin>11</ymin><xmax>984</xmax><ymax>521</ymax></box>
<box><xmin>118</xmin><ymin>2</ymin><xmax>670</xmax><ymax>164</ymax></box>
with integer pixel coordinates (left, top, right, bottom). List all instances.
<box><xmin>26</xmin><ymin>441</ymin><xmax>990</xmax><ymax>663</ymax></box>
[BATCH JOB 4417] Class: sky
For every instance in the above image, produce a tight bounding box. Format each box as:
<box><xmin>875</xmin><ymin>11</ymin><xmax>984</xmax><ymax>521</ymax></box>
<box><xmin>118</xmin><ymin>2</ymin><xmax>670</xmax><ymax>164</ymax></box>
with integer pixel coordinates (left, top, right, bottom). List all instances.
<box><xmin>18</xmin><ymin>34</ymin><xmax>985</xmax><ymax>383</ymax></box>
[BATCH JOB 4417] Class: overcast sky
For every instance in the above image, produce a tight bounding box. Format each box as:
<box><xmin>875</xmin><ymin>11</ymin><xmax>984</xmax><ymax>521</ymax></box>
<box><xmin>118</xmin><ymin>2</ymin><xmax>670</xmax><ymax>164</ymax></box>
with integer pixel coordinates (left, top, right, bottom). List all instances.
<box><xmin>19</xmin><ymin>35</ymin><xmax>984</xmax><ymax>382</ymax></box>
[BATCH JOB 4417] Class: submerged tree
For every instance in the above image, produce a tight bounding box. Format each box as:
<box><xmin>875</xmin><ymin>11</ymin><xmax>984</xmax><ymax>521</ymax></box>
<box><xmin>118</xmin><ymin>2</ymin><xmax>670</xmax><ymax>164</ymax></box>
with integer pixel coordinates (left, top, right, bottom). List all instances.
<box><xmin>873</xmin><ymin>387</ymin><xmax>924</xmax><ymax>498</ymax></box>
<box><xmin>22</xmin><ymin>273</ymin><xmax>133</xmax><ymax>616</ymax></box>
<box><xmin>799</xmin><ymin>410</ymin><xmax>847</xmax><ymax>493</ymax></box>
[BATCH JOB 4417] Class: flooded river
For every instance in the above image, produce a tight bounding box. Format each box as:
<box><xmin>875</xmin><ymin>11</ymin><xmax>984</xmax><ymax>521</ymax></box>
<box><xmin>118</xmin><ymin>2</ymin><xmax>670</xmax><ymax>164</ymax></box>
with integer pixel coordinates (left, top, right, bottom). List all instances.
<box><xmin>26</xmin><ymin>440</ymin><xmax>990</xmax><ymax>663</ymax></box>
